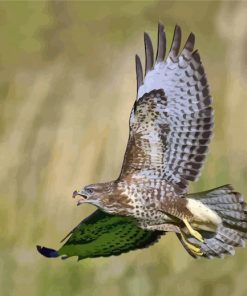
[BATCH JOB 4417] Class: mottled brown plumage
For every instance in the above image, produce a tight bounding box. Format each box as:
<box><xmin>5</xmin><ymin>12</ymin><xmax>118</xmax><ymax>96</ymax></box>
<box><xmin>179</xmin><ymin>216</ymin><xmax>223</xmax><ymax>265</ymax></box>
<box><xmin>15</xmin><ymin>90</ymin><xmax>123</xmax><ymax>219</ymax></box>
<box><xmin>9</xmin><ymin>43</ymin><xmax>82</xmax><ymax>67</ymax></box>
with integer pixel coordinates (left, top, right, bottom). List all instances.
<box><xmin>73</xmin><ymin>23</ymin><xmax>247</xmax><ymax>259</ymax></box>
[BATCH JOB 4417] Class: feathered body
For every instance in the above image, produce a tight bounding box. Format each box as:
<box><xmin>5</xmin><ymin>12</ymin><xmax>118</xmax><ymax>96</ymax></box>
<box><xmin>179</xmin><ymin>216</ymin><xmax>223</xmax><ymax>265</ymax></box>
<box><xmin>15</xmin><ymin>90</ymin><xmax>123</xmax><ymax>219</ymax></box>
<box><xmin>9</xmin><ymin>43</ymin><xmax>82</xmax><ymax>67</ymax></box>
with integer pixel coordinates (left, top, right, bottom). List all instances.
<box><xmin>83</xmin><ymin>177</ymin><xmax>219</xmax><ymax>233</ymax></box>
<box><xmin>110</xmin><ymin>177</ymin><xmax>183</xmax><ymax>223</ymax></box>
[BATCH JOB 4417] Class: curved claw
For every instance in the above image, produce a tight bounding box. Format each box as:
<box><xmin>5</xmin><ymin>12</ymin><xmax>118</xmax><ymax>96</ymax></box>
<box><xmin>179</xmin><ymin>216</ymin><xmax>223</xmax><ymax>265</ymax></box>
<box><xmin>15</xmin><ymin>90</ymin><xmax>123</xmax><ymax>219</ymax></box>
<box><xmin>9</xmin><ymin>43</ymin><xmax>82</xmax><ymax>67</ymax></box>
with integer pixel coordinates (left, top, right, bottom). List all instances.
<box><xmin>183</xmin><ymin>218</ymin><xmax>204</xmax><ymax>242</ymax></box>
<box><xmin>180</xmin><ymin>233</ymin><xmax>203</xmax><ymax>257</ymax></box>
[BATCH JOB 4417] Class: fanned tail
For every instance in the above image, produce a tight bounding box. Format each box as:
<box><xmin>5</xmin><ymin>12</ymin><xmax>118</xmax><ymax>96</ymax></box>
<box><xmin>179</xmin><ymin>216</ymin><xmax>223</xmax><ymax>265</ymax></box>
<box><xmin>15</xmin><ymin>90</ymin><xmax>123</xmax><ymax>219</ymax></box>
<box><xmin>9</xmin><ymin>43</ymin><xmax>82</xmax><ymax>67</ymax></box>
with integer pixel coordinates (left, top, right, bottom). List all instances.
<box><xmin>182</xmin><ymin>185</ymin><xmax>247</xmax><ymax>259</ymax></box>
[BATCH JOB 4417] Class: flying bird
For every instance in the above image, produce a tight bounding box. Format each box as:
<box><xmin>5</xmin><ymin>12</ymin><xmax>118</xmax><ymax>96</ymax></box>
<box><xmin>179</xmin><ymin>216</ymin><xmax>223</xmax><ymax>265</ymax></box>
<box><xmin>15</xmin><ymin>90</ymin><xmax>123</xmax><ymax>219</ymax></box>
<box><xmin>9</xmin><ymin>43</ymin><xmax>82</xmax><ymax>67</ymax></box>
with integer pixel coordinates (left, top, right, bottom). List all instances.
<box><xmin>37</xmin><ymin>23</ymin><xmax>247</xmax><ymax>260</ymax></box>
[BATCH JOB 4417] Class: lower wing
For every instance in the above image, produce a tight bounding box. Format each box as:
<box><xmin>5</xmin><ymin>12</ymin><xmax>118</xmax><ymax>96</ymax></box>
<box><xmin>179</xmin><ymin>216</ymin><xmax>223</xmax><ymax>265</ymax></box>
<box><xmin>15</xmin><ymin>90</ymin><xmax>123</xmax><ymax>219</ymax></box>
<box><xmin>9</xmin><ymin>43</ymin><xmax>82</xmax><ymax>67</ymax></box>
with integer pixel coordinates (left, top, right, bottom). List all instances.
<box><xmin>37</xmin><ymin>210</ymin><xmax>163</xmax><ymax>261</ymax></box>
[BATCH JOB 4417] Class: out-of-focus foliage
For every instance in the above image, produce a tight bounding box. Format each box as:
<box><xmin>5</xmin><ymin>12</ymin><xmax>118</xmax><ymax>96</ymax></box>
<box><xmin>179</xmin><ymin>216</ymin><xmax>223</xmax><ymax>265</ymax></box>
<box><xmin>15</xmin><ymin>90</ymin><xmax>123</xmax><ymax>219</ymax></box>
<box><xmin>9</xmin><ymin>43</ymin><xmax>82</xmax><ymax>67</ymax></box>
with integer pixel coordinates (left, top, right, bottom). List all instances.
<box><xmin>1</xmin><ymin>1</ymin><xmax>247</xmax><ymax>296</ymax></box>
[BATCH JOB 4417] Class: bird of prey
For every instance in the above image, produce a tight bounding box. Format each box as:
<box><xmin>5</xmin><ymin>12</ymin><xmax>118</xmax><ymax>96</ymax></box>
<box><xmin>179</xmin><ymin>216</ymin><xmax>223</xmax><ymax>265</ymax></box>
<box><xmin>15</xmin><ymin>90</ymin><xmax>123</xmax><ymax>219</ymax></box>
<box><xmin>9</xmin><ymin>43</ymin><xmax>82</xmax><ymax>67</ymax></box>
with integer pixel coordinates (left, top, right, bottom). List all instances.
<box><xmin>37</xmin><ymin>23</ymin><xmax>247</xmax><ymax>260</ymax></box>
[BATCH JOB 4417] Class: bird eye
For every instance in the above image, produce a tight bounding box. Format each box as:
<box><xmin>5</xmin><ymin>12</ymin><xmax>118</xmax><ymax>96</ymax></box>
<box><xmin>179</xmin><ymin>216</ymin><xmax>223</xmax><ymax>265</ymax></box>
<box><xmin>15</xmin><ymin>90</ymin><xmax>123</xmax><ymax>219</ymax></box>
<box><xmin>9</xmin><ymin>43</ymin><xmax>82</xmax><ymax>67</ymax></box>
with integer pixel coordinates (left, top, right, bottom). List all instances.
<box><xmin>85</xmin><ymin>188</ymin><xmax>93</xmax><ymax>194</ymax></box>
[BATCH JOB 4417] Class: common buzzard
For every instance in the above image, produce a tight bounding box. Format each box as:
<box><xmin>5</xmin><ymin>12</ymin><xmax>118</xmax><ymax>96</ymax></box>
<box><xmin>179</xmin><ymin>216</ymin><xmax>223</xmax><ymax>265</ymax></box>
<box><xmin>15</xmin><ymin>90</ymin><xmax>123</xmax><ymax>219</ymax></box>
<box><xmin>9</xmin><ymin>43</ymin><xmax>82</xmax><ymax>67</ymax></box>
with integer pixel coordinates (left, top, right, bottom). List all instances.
<box><xmin>38</xmin><ymin>23</ymin><xmax>247</xmax><ymax>260</ymax></box>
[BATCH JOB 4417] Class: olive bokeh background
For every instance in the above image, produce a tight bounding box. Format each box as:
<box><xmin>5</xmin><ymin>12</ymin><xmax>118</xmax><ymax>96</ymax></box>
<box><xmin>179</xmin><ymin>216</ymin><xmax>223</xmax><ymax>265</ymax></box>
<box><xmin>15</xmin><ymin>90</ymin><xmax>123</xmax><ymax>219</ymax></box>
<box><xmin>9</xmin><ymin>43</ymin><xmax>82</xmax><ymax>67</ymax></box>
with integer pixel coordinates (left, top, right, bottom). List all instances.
<box><xmin>1</xmin><ymin>1</ymin><xmax>247</xmax><ymax>295</ymax></box>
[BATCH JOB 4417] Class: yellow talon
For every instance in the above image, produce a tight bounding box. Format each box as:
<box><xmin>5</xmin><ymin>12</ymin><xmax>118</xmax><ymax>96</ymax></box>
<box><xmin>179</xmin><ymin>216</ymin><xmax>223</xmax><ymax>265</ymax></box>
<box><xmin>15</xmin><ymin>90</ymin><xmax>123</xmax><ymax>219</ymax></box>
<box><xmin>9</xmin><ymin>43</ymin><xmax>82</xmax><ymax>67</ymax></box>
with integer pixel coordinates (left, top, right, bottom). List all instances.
<box><xmin>183</xmin><ymin>218</ymin><xmax>204</xmax><ymax>242</ymax></box>
<box><xmin>189</xmin><ymin>244</ymin><xmax>200</xmax><ymax>253</ymax></box>
<box><xmin>184</xmin><ymin>241</ymin><xmax>203</xmax><ymax>256</ymax></box>
<box><xmin>181</xmin><ymin>232</ymin><xmax>203</xmax><ymax>256</ymax></box>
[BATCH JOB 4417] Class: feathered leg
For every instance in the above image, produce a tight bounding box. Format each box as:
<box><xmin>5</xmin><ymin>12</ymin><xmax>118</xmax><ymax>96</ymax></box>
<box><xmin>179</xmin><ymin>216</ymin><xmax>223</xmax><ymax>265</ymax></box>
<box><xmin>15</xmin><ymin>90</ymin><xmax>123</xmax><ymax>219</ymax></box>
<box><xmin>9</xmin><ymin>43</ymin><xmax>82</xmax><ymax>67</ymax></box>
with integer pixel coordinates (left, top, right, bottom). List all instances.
<box><xmin>159</xmin><ymin>197</ymin><xmax>204</xmax><ymax>242</ymax></box>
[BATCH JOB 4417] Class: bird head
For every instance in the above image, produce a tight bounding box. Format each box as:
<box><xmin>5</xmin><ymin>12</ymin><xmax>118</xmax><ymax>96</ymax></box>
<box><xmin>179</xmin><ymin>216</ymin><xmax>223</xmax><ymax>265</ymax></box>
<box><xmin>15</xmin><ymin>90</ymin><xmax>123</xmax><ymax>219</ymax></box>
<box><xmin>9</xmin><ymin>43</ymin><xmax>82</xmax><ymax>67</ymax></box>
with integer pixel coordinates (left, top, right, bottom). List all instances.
<box><xmin>73</xmin><ymin>182</ymin><xmax>117</xmax><ymax>212</ymax></box>
<box><xmin>73</xmin><ymin>181</ymin><xmax>133</xmax><ymax>215</ymax></box>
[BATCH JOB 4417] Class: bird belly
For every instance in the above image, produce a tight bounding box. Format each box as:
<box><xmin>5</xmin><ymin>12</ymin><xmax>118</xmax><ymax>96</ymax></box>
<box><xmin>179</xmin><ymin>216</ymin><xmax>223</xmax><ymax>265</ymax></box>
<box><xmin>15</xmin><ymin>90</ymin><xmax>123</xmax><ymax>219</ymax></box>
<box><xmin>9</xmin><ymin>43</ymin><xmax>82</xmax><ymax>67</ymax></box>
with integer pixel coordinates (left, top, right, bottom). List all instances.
<box><xmin>133</xmin><ymin>204</ymin><xmax>175</xmax><ymax>227</ymax></box>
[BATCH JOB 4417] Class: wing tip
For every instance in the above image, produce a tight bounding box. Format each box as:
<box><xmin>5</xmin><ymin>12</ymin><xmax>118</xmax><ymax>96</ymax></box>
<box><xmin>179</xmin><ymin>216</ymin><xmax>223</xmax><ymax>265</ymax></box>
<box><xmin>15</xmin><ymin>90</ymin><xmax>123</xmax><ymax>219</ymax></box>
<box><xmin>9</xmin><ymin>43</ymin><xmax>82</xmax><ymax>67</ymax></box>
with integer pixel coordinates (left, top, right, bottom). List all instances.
<box><xmin>174</xmin><ymin>24</ymin><xmax>182</xmax><ymax>35</ymax></box>
<box><xmin>156</xmin><ymin>21</ymin><xmax>166</xmax><ymax>63</ymax></box>
<box><xmin>158</xmin><ymin>21</ymin><xmax>164</xmax><ymax>31</ymax></box>
<box><xmin>135</xmin><ymin>54</ymin><xmax>142</xmax><ymax>66</ymax></box>
<box><xmin>169</xmin><ymin>24</ymin><xmax>182</xmax><ymax>57</ymax></box>
<box><xmin>135</xmin><ymin>54</ymin><xmax>144</xmax><ymax>91</ymax></box>
<box><xmin>144</xmin><ymin>32</ymin><xmax>152</xmax><ymax>49</ymax></box>
<box><xmin>36</xmin><ymin>245</ymin><xmax>59</xmax><ymax>258</ymax></box>
<box><xmin>185</xmin><ymin>32</ymin><xmax>195</xmax><ymax>52</ymax></box>
<box><xmin>144</xmin><ymin>31</ymin><xmax>154</xmax><ymax>74</ymax></box>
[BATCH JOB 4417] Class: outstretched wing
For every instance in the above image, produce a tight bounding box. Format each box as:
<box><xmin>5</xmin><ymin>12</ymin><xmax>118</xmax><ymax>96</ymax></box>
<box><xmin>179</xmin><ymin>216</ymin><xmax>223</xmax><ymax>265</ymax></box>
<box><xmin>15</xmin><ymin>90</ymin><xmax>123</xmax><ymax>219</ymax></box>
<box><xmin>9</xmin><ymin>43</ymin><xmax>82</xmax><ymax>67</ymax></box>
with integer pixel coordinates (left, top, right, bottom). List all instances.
<box><xmin>37</xmin><ymin>210</ymin><xmax>163</xmax><ymax>260</ymax></box>
<box><xmin>120</xmin><ymin>23</ymin><xmax>213</xmax><ymax>193</ymax></box>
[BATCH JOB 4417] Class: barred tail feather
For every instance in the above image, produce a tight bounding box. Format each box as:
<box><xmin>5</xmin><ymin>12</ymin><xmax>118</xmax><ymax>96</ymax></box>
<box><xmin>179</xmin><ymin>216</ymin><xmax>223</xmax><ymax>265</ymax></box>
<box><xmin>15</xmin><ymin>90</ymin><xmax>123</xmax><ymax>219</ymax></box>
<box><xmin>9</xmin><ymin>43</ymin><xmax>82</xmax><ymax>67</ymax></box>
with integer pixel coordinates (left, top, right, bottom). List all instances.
<box><xmin>185</xmin><ymin>185</ymin><xmax>247</xmax><ymax>259</ymax></box>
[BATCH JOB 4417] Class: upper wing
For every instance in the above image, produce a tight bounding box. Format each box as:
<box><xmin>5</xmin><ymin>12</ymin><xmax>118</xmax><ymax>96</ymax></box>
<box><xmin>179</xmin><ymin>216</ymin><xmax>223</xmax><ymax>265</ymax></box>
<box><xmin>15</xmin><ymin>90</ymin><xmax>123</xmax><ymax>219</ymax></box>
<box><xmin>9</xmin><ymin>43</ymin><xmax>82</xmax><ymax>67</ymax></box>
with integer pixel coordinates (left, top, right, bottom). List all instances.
<box><xmin>120</xmin><ymin>23</ymin><xmax>213</xmax><ymax>193</ymax></box>
<box><xmin>37</xmin><ymin>210</ymin><xmax>162</xmax><ymax>260</ymax></box>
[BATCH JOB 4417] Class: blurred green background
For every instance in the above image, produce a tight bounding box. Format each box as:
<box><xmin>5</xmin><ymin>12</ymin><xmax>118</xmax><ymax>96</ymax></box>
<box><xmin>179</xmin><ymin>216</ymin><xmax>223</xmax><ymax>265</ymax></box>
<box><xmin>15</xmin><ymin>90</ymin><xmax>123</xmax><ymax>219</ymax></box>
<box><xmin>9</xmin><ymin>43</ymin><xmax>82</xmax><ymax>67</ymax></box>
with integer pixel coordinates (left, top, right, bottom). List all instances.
<box><xmin>1</xmin><ymin>1</ymin><xmax>247</xmax><ymax>295</ymax></box>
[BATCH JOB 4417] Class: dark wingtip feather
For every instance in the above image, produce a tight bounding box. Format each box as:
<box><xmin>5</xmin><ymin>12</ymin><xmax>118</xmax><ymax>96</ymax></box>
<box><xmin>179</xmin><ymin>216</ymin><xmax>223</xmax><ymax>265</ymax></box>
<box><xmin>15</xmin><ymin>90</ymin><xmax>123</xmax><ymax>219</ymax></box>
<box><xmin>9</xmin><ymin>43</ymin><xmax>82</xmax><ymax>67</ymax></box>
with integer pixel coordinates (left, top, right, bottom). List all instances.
<box><xmin>36</xmin><ymin>245</ymin><xmax>59</xmax><ymax>258</ymax></box>
<box><xmin>184</xmin><ymin>32</ymin><xmax>195</xmax><ymax>52</ymax></box>
<box><xmin>169</xmin><ymin>24</ymin><xmax>182</xmax><ymax>57</ymax></box>
<box><xmin>144</xmin><ymin>32</ymin><xmax>154</xmax><ymax>74</ymax></box>
<box><xmin>135</xmin><ymin>54</ymin><xmax>143</xmax><ymax>91</ymax></box>
<box><xmin>156</xmin><ymin>22</ymin><xmax>166</xmax><ymax>63</ymax></box>
<box><xmin>192</xmin><ymin>49</ymin><xmax>201</xmax><ymax>63</ymax></box>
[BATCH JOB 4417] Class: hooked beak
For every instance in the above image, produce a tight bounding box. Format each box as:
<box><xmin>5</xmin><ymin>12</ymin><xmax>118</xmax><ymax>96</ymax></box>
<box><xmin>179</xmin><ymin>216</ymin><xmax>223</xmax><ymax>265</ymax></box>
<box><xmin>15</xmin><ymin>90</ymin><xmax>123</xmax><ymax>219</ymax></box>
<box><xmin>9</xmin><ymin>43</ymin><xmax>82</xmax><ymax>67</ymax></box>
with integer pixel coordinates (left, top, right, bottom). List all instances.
<box><xmin>72</xmin><ymin>189</ymin><xmax>89</xmax><ymax>206</ymax></box>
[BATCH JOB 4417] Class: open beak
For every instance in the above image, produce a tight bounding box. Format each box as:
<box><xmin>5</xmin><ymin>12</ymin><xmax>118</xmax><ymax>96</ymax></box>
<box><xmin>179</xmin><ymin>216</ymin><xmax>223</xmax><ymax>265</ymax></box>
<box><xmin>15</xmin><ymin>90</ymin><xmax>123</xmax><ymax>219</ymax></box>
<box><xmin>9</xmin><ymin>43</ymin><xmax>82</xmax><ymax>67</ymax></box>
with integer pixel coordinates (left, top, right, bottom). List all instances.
<box><xmin>72</xmin><ymin>190</ymin><xmax>88</xmax><ymax>206</ymax></box>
